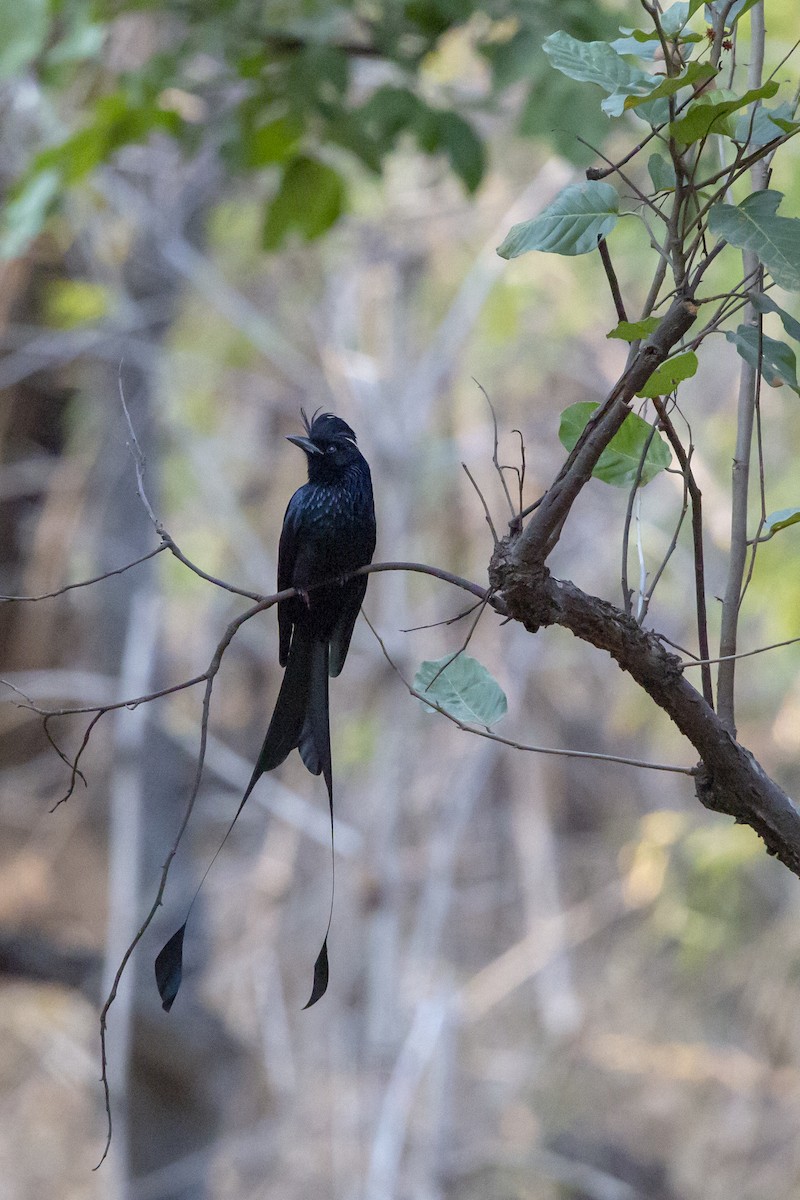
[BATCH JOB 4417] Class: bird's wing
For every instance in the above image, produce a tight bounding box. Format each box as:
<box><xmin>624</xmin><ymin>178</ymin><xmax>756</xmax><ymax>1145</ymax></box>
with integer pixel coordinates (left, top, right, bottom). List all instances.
<box><xmin>277</xmin><ymin>488</ymin><xmax>303</xmax><ymax>666</ymax></box>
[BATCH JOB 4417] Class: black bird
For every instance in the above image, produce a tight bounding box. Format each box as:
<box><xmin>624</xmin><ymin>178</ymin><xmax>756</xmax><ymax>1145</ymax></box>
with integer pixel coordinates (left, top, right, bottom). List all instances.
<box><xmin>155</xmin><ymin>411</ymin><xmax>374</xmax><ymax>1015</ymax></box>
<box><xmin>244</xmin><ymin>410</ymin><xmax>377</xmax><ymax>801</ymax></box>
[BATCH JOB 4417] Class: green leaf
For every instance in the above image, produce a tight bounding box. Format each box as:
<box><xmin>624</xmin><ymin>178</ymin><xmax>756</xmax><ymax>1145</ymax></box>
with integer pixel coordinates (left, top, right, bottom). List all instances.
<box><xmin>484</xmin><ymin>28</ymin><xmax>543</xmax><ymax>89</ymax></box>
<box><xmin>497</xmin><ymin>181</ymin><xmax>619</xmax><ymax>259</ymax></box>
<box><xmin>733</xmin><ymin>103</ymin><xmax>799</xmax><ymax>147</ymax></box>
<box><xmin>633</xmin><ymin>96</ymin><xmax>671</xmax><ymax>128</ymax></box>
<box><xmin>624</xmin><ymin>62</ymin><xmax>717</xmax><ymax>110</ymax></box>
<box><xmin>244</xmin><ymin>115</ymin><xmax>304</xmax><ymax>167</ymax></box>
<box><xmin>749</xmin><ymin>293</ymin><xmax>800</xmax><ymax>343</ymax></box>
<box><xmin>357</xmin><ymin>86</ymin><xmax>422</xmax><ymax>141</ymax></box>
<box><xmin>708</xmin><ymin>0</ymin><xmax>762</xmax><ymax>23</ymax></box>
<box><xmin>707</xmin><ymin>191</ymin><xmax>800</xmax><ymax>292</ymax></box>
<box><xmin>519</xmin><ymin>66</ymin><xmax>615</xmax><ymax>167</ymax></box>
<box><xmin>660</xmin><ymin>2</ymin><xmax>691</xmax><ymax>36</ymax></box>
<box><xmin>558</xmin><ymin>402</ymin><xmax>671</xmax><ymax>487</ymax></box>
<box><xmin>33</xmin><ymin>94</ymin><xmax>182</xmax><ymax>185</ymax></box>
<box><xmin>424</xmin><ymin>110</ymin><xmax>485</xmax><ymax>193</ymax></box>
<box><xmin>648</xmin><ymin>153</ymin><xmax>676</xmax><ymax>191</ymax></box>
<box><xmin>414</xmin><ymin>654</ymin><xmax>507</xmax><ymax>727</ymax></box>
<box><xmin>763</xmin><ymin>508</ymin><xmax>800</xmax><ymax>539</ymax></box>
<box><xmin>637</xmin><ymin>350</ymin><xmax>699</xmax><ymax>397</ymax></box>
<box><xmin>669</xmin><ymin>81</ymin><xmax>779</xmax><ymax>144</ymax></box>
<box><xmin>0</xmin><ymin>0</ymin><xmax>48</xmax><ymax>79</ymax></box>
<box><xmin>607</xmin><ymin>316</ymin><xmax>661</xmax><ymax>342</ymax></box>
<box><xmin>725</xmin><ymin>326</ymin><xmax>799</xmax><ymax>394</ymax></box>
<box><xmin>542</xmin><ymin>31</ymin><xmax>659</xmax><ymax>118</ymax></box>
<box><xmin>610</xmin><ymin>33</ymin><xmax>659</xmax><ymax>61</ymax></box>
<box><xmin>263</xmin><ymin>156</ymin><xmax>345</xmax><ymax>250</ymax></box>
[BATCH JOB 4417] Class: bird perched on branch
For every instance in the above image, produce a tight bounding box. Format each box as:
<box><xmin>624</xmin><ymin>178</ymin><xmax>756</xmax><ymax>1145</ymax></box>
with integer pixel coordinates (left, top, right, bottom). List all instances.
<box><xmin>155</xmin><ymin>411</ymin><xmax>375</xmax><ymax>1013</ymax></box>
<box><xmin>244</xmin><ymin>410</ymin><xmax>376</xmax><ymax>800</ymax></box>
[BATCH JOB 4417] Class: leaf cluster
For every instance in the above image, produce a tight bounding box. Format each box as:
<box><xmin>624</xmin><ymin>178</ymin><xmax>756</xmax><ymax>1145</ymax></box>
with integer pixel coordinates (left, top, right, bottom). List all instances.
<box><xmin>497</xmin><ymin>0</ymin><xmax>800</xmax><ymax>501</ymax></box>
<box><xmin>1</xmin><ymin>0</ymin><xmax>611</xmax><ymax>255</ymax></box>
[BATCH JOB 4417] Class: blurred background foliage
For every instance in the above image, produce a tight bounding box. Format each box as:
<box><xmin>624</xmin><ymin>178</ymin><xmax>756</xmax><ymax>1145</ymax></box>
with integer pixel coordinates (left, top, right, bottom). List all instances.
<box><xmin>1</xmin><ymin>1</ymin><xmax>800</xmax><ymax>1198</ymax></box>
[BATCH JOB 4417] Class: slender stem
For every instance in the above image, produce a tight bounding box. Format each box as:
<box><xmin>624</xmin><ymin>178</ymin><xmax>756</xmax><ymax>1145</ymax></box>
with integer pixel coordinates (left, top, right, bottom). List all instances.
<box><xmin>716</xmin><ymin>0</ymin><xmax>767</xmax><ymax>734</ymax></box>
<box><xmin>621</xmin><ymin>420</ymin><xmax>658</xmax><ymax>617</ymax></box>
<box><xmin>652</xmin><ymin>399</ymin><xmax>713</xmax><ymax>706</ymax></box>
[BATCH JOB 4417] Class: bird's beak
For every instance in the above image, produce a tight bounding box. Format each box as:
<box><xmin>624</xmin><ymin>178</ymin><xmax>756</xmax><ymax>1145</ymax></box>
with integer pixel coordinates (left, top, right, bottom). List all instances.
<box><xmin>286</xmin><ymin>434</ymin><xmax>323</xmax><ymax>456</ymax></box>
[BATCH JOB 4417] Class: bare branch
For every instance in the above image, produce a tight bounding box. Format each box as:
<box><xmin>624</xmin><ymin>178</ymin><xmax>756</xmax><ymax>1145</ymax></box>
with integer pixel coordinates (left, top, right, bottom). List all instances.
<box><xmin>0</xmin><ymin>545</ymin><xmax>168</xmax><ymax>603</ymax></box>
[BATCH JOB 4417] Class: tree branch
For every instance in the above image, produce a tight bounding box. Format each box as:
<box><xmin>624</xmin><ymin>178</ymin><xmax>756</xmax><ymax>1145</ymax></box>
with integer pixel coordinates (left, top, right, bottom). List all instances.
<box><xmin>516</xmin><ymin>293</ymin><xmax>698</xmax><ymax>565</ymax></box>
<box><xmin>489</xmin><ymin>547</ymin><xmax>800</xmax><ymax>875</ymax></box>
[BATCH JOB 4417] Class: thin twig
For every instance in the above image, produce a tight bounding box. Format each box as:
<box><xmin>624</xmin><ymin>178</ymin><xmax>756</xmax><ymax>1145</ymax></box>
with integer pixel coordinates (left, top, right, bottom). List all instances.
<box><xmin>420</xmin><ymin>596</ymin><xmax>492</xmax><ymax>691</ymax></box>
<box><xmin>738</xmin><ymin>316</ymin><xmax>766</xmax><ymax>608</ymax></box>
<box><xmin>681</xmin><ymin>634</ymin><xmax>800</xmax><ymax>668</ymax></box>
<box><xmin>362</xmin><ymin>612</ymin><xmax>696</xmax><ymax>776</ymax></box>
<box><xmin>0</xmin><ymin>546</ymin><xmax>168</xmax><ymax>602</ymax></box>
<box><xmin>473</xmin><ymin>379</ymin><xmax>517</xmax><ymax>519</ymax></box>
<box><xmin>95</xmin><ymin>595</ymin><xmax>269</xmax><ymax>1167</ymax></box>
<box><xmin>642</xmin><ymin>434</ymin><xmax>689</xmax><ymax>617</ymax></box>
<box><xmin>621</xmin><ymin>419</ymin><xmax>658</xmax><ymax>618</ymax></box>
<box><xmin>651</xmin><ymin>398</ymin><xmax>713</xmax><ymax>706</ymax></box>
<box><xmin>50</xmin><ymin>711</ymin><xmax>105</xmax><ymax>811</ymax></box>
<box><xmin>400</xmin><ymin>600</ymin><xmax>484</xmax><ymax>633</ymax></box>
<box><xmin>577</xmin><ymin>137</ymin><xmax>670</xmax><ymax>225</ymax></box>
<box><xmin>462</xmin><ymin>464</ymin><xmax>499</xmax><ymax>546</ymax></box>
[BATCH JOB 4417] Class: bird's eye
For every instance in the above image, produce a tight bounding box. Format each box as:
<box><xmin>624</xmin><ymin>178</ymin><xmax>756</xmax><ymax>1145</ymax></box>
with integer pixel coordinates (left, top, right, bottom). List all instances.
<box><xmin>325</xmin><ymin>444</ymin><xmax>337</xmax><ymax>454</ymax></box>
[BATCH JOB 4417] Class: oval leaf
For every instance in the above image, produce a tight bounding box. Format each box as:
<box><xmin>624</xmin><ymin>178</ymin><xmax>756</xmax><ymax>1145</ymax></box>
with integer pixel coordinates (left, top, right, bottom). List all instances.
<box><xmin>155</xmin><ymin>923</ymin><xmax>187</xmax><ymax>1013</ymax></box>
<box><xmin>414</xmin><ymin>654</ymin><xmax>507</xmax><ymax>727</ymax></box>
<box><xmin>708</xmin><ymin>191</ymin><xmax>800</xmax><ymax>292</ymax></box>
<box><xmin>607</xmin><ymin>316</ymin><xmax>660</xmax><ymax>342</ymax></box>
<box><xmin>542</xmin><ymin>31</ymin><xmax>658</xmax><ymax>115</ymax></box>
<box><xmin>263</xmin><ymin>155</ymin><xmax>345</xmax><ymax>251</ymax></box>
<box><xmin>669</xmin><ymin>81</ymin><xmax>779</xmax><ymax>144</ymax></box>
<box><xmin>637</xmin><ymin>350</ymin><xmax>698</xmax><ymax>397</ymax></box>
<box><xmin>749</xmin><ymin>292</ymin><xmax>800</xmax><ymax>343</ymax></box>
<box><xmin>725</xmin><ymin>327</ymin><xmax>799</xmax><ymax>393</ymax></box>
<box><xmin>624</xmin><ymin>62</ymin><xmax>717</xmax><ymax>111</ymax></box>
<box><xmin>497</xmin><ymin>181</ymin><xmax>619</xmax><ymax>259</ymax></box>
<box><xmin>558</xmin><ymin>402</ymin><xmax>671</xmax><ymax>488</ymax></box>
<box><xmin>647</xmin><ymin>153</ymin><xmax>676</xmax><ymax>193</ymax></box>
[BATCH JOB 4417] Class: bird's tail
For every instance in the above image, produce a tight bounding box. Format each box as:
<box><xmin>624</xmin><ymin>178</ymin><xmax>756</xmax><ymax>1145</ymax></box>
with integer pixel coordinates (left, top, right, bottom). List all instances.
<box><xmin>243</xmin><ymin>632</ymin><xmax>330</xmax><ymax>801</ymax></box>
<box><xmin>298</xmin><ymin>639</ymin><xmax>331</xmax><ymax>785</ymax></box>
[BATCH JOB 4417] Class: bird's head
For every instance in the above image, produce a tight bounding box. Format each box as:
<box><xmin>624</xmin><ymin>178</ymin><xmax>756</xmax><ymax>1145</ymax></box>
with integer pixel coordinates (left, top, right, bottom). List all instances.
<box><xmin>287</xmin><ymin>410</ymin><xmax>364</xmax><ymax>479</ymax></box>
